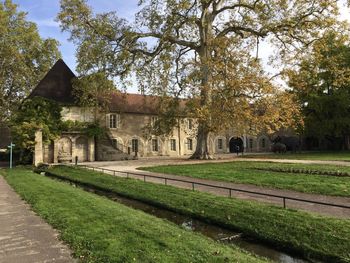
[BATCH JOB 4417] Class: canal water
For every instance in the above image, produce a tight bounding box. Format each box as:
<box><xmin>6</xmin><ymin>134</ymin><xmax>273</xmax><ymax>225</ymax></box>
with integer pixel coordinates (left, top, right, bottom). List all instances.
<box><xmin>47</xmin><ymin>174</ymin><xmax>311</xmax><ymax>263</ymax></box>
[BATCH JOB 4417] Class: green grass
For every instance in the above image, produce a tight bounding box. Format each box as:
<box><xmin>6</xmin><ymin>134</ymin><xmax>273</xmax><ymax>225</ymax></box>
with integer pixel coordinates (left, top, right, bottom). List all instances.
<box><xmin>244</xmin><ymin>151</ymin><xmax>350</xmax><ymax>161</ymax></box>
<box><xmin>2</xmin><ymin>168</ymin><xmax>266</xmax><ymax>263</ymax></box>
<box><xmin>141</xmin><ymin>161</ymin><xmax>350</xmax><ymax>197</ymax></box>
<box><xmin>41</xmin><ymin>165</ymin><xmax>350</xmax><ymax>263</ymax></box>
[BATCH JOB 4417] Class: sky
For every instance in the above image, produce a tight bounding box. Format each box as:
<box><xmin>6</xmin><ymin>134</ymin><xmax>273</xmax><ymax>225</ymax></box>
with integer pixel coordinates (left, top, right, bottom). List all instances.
<box><xmin>13</xmin><ymin>0</ymin><xmax>140</xmax><ymax>74</ymax></box>
<box><xmin>11</xmin><ymin>0</ymin><xmax>350</xmax><ymax>92</ymax></box>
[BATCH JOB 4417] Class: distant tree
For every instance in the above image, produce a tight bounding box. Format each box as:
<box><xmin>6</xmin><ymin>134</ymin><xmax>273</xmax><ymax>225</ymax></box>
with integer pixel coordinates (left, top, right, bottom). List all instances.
<box><xmin>58</xmin><ymin>0</ymin><xmax>338</xmax><ymax>159</ymax></box>
<box><xmin>287</xmin><ymin>31</ymin><xmax>350</xmax><ymax>150</ymax></box>
<box><xmin>0</xmin><ymin>0</ymin><xmax>61</xmax><ymax>122</ymax></box>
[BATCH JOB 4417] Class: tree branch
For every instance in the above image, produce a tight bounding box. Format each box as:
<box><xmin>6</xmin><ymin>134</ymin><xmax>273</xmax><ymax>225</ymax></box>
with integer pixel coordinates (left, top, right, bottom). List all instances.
<box><xmin>213</xmin><ymin>0</ymin><xmax>260</xmax><ymax>16</ymax></box>
<box><xmin>217</xmin><ymin>25</ymin><xmax>267</xmax><ymax>38</ymax></box>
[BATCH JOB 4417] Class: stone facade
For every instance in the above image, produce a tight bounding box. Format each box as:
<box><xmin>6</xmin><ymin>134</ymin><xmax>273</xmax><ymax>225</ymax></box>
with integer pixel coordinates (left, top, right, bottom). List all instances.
<box><xmin>61</xmin><ymin>108</ymin><xmax>272</xmax><ymax>159</ymax></box>
<box><xmin>31</xmin><ymin>59</ymin><xmax>276</xmax><ymax>165</ymax></box>
<box><xmin>36</xmin><ymin>131</ymin><xmax>95</xmax><ymax>165</ymax></box>
<box><xmin>33</xmin><ymin>105</ymin><xmax>274</xmax><ymax>164</ymax></box>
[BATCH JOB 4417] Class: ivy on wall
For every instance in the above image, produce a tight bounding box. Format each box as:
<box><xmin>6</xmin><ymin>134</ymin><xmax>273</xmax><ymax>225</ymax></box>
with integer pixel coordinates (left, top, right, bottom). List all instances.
<box><xmin>11</xmin><ymin>97</ymin><xmax>63</xmax><ymax>151</ymax></box>
<box><xmin>10</xmin><ymin>97</ymin><xmax>103</xmax><ymax>162</ymax></box>
<box><xmin>61</xmin><ymin>120</ymin><xmax>104</xmax><ymax>138</ymax></box>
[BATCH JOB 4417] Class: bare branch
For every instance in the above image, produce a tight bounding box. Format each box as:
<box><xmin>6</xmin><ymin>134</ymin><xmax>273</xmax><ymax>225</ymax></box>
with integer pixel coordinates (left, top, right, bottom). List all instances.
<box><xmin>217</xmin><ymin>25</ymin><xmax>267</xmax><ymax>38</ymax></box>
<box><xmin>213</xmin><ymin>0</ymin><xmax>260</xmax><ymax>16</ymax></box>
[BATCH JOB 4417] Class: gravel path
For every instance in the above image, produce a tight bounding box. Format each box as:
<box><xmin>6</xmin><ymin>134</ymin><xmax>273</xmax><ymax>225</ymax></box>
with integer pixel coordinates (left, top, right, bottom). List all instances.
<box><xmin>0</xmin><ymin>176</ymin><xmax>75</xmax><ymax>263</ymax></box>
<box><xmin>81</xmin><ymin>156</ymin><xmax>350</xmax><ymax>218</ymax></box>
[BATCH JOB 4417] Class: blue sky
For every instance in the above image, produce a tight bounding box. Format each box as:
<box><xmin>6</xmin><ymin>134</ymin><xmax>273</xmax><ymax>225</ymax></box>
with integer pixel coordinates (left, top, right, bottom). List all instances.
<box><xmin>13</xmin><ymin>0</ymin><xmax>140</xmax><ymax>73</ymax></box>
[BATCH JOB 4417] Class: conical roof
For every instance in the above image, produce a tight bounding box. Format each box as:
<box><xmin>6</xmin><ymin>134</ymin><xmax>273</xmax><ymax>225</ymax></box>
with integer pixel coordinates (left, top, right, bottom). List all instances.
<box><xmin>28</xmin><ymin>59</ymin><xmax>76</xmax><ymax>104</ymax></box>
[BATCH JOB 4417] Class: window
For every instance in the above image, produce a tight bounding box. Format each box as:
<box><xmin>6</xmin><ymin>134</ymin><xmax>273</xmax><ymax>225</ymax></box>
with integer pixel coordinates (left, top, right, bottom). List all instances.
<box><xmin>261</xmin><ymin>138</ymin><xmax>266</xmax><ymax>148</ymax></box>
<box><xmin>170</xmin><ymin>139</ymin><xmax>176</xmax><ymax>151</ymax></box>
<box><xmin>132</xmin><ymin>139</ymin><xmax>138</xmax><ymax>152</ymax></box>
<box><xmin>152</xmin><ymin>139</ymin><xmax>158</xmax><ymax>152</ymax></box>
<box><xmin>109</xmin><ymin>114</ymin><xmax>120</xmax><ymax>129</ymax></box>
<box><xmin>151</xmin><ymin>116</ymin><xmax>158</xmax><ymax>127</ymax></box>
<box><xmin>187</xmin><ymin>138</ymin><xmax>193</xmax><ymax>151</ymax></box>
<box><xmin>188</xmin><ymin>119</ymin><xmax>193</xmax><ymax>130</ymax></box>
<box><xmin>218</xmin><ymin>139</ymin><xmax>223</xmax><ymax>150</ymax></box>
<box><xmin>249</xmin><ymin>138</ymin><xmax>253</xmax><ymax>149</ymax></box>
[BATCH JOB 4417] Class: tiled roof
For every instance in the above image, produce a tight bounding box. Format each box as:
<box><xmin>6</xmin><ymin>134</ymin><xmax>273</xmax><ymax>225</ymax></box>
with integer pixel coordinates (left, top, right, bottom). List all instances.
<box><xmin>109</xmin><ymin>93</ymin><xmax>159</xmax><ymax>114</ymax></box>
<box><xmin>108</xmin><ymin>92</ymin><xmax>187</xmax><ymax>115</ymax></box>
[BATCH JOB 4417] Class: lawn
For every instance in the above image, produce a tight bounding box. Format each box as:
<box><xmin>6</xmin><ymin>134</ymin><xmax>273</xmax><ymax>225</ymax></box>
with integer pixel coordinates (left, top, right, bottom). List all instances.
<box><xmin>243</xmin><ymin>151</ymin><xmax>350</xmax><ymax>161</ymax></box>
<box><xmin>2</xmin><ymin>168</ymin><xmax>266</xmax><ymax>263</ymax></box>
<box><xmin>39</xmin><ymin>165</ymin><xmax>350</xmax><ymax>263</ymax></box>
<box><xmin>141</xmin><ymin>161</ymin><xmax>350</xmax><ymax>197</ymax></box>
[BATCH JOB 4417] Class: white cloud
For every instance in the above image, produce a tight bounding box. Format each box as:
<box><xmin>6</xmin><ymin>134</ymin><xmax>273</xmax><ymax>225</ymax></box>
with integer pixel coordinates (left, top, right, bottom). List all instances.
<box><xmin>33</xmin><ymin>18</ymin><xmax>59</xmax><ymax>28</ymax></box>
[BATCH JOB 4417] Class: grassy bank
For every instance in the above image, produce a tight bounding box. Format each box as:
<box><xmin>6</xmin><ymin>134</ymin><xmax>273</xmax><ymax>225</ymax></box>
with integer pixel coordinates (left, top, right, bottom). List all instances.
<box><xmin>243</xmin><ymin>151</ymin><xmax>350</xmax><ymax>161</ymax></box>
<box><xmin>141</xmin><ymin>161</ymin><xmax>350</xmax><ymax>197</ymax></box>
<box><xmin>2</xmin><ymin>168</ymin><xmax>266</xmax><ymax>263</ymax></box>
<box><xmin>42</xmin><ymin>166</ymin><xmax>350</xmax><ymax>263</ymax></box>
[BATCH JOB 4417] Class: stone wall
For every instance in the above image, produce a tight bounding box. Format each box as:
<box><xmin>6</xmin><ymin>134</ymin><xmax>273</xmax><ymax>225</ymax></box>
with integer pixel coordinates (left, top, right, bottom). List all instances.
<box><xmin>34</xmin><ymin>131</ymin><xmax>95</xmax><ymax>165</ymax></box>
<box><xmin>105</xmin><ymin>112</ymin><xmax>269</xmax><ymax>157</ymax></box>
<box><xmin>33</xmin><ymin>106</ymin><xmax>274</xmax><ymax>164</ymax></box>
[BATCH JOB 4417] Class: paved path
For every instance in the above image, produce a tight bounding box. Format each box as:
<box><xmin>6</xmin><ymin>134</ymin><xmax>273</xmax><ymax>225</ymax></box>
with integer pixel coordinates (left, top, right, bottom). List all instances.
<box><xmin>81</xmin><ymin>156</ymin><xmax>350</xmax><ymax>218</ymax></box>
<box><xmin>0</xmin><ymin>176</ymin><xmax>75</xmax><ymax>263</ymax></box>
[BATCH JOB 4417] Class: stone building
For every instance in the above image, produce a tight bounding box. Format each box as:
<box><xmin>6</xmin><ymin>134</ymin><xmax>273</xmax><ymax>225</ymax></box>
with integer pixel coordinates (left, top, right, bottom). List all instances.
<box><xmin>30</xmin><ymin>59</ymin><xmax>273</xmax><ymax>165</ymax></box>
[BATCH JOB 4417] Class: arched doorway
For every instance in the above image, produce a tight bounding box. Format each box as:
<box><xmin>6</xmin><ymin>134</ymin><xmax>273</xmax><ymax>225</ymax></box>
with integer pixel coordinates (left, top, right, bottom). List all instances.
<box><xmin>76</xmin><ymin>137</ymin><xmax>88</xmax><ymax>162</ymax></box>
<box><xmin>229</xmin><ymin>137</ymin><xmax>244</xmax><ymax>153</ymax></box>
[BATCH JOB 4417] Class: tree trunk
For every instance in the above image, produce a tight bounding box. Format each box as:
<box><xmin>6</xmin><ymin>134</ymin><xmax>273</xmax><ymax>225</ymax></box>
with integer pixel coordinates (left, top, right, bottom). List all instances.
<box><xmin>190</xmin><ymin>6</ymin><xmax>213</xmax><ymax>160</ymax></box>
<box><xmin>190</xmin><ymin>123</ymin><xmax>212</xmax><ymax>159</ymax></box>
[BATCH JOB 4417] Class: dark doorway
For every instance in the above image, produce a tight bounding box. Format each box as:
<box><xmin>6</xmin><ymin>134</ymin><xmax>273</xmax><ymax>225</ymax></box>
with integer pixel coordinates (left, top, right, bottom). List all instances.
<box><xmin>131</xmin><ymin>139</ymin><xmax>139</xmax><ymax>153</ymax></box>
<box><xmin>229</xmin><ymin>137</ymin><xmax>244</xmax><ymax>153</ymax></box>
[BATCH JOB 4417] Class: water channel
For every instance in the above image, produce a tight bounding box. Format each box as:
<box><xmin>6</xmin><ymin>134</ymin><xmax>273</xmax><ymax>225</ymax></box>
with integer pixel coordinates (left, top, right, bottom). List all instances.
<box><xmin>46</xmin><ymin>174</ymin><xmax>313</xmax><ymax>263</ymax></box>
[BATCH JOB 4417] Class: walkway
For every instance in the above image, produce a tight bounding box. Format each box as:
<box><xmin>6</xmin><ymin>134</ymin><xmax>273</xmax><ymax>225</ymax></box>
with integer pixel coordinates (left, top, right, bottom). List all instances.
<box><xmin>82</xmin><ymin>157</ymin><xmax>350</xmax><ymax>218</ymax></box>
<box><xmin>0</xmin><ymin>176</ymin><xmax>75</xmax><ymax>263</ymax></box>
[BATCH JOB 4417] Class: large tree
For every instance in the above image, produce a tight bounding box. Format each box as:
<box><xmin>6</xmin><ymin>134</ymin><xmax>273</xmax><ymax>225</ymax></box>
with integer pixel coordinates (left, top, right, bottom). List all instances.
<box><xmin>287</xmin><ymin>30</ymin><xmax>350</xmax><ymax>150</ymax></box>
<box><xmin>0</xmin><ymin>0</ymin><xmax>61</xmax><ymax>122</ymax></box>
<box><xmin>58</xmin><ymin>0</ymin><xmax>338</xmax><ymax>159</ymax></box>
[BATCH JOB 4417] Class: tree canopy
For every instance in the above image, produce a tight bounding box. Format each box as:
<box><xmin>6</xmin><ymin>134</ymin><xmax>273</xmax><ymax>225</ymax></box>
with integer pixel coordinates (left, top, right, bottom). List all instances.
<box><xmin>58</xmin><ymin>0</ymin><xmax>340</xmax><ymax>158</ymax></box>
<box><xmin>72</xmin><ymin>71</ymin><xmax>116</xmax><ymax>119</ymax></box>
<box><xmin>10</xmin><ymin>97</ymin><xmax>63</xmax><ymax>163</ymax></box>
<box><xmin>287</xmin><ymin>30</ymin><xmax>350</xmax><ymax>150</ymax></box>
<box><xmin>0</xmin><ymin>0</ymin><xmax>61</xmax><ymax>122</ymax></box>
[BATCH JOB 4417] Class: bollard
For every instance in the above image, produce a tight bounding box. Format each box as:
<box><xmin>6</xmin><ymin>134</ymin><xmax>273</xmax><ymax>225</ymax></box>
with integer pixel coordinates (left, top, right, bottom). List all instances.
<box><xmin>75</xmin><ymin>156</ymin><xmax>78</xmax><ymax>165</ymax></box>
<box><xmin>8</xmin><ymin>142</ymin><xmax>15</xmax><ymax>169</ymax></box>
